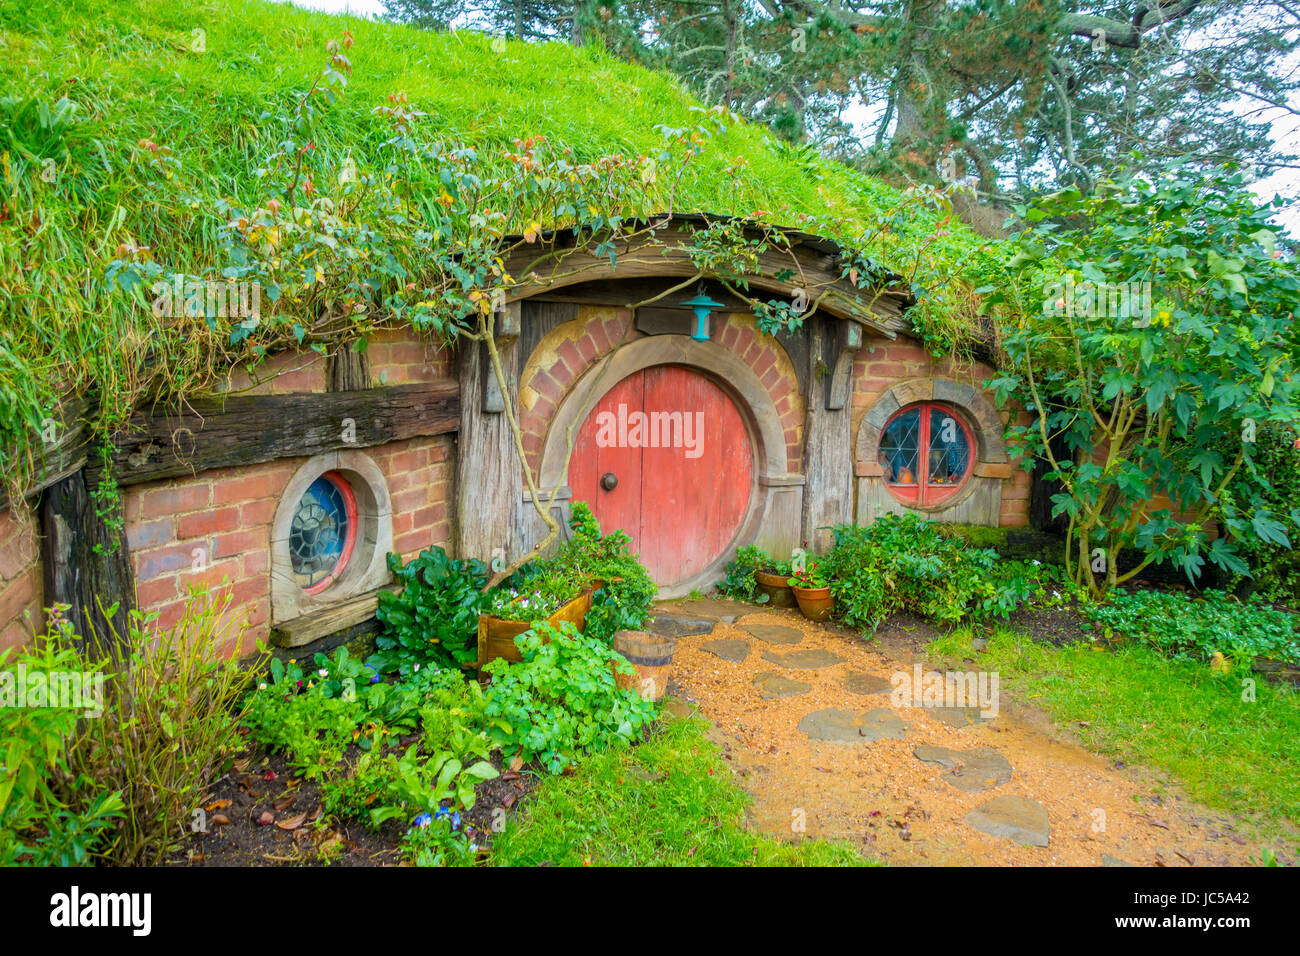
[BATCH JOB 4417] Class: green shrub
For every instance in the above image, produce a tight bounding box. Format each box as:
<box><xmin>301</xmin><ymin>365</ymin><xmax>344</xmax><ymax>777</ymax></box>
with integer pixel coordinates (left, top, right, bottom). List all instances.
<box><xmin>373</xmin><ymin>547</ymin><xmax>489</xmax><ymax>677</ymax></box>
<box><xmin>1219</xmin><ymin>420</ymin><xmax>1300</xmax><ymax>604</ymax></box>
<box><xmin>1081</xmin><ymin>589</ymin><xmax>1300</xmax><ymax>666</ymax></box>
<box><xmin>0</xmin><ymin>638</ymin><xmax>123</xmax><ymax>866</ymax></box>
<box><xmin>483</xmin><ymin>622</ymin><xmax>655</xmax><ymax>774</ymax></box>
<box><xmin>716</xmin><ymin>545</ymin><xmax>772</xmax><ymax>603</ymax></box>
<box><xmin>547</xmin><ymin>502</ymin><xmax>657</xmax><ymax>642</ymax></box>
<box><xmin>55</xmin><ymin>591</ymin><xmax>254</xmax><ymax>866</ymax></box>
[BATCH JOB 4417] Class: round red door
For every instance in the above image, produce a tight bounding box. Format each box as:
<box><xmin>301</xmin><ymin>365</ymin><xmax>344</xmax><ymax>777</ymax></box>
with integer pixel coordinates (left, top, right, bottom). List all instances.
<box><xmin>569</xmin><ymin>365</ymin><xmax>753</xmax><ymax>587</ymax></box>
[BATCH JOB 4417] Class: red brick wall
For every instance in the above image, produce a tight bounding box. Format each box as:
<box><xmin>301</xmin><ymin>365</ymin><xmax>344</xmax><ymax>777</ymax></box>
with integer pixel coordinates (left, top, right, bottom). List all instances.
<box><xmin>852</xmin><ymin>338</ymin><xmax>1031</xmax><ymax>527</ymax></box>
<box><xmin>518</xmin><ymin>307</ymin><xmax>804</xmax><ymax>476</ymax></box>
<box><xmin>0</xmin><ymin>506</ymin><xmax>43</xmax><ymax>655</ymax></box>
<box><xmin>122</xmin><ymin>433</ymin><xmax>454</xmax><ymax>658</ymax></box>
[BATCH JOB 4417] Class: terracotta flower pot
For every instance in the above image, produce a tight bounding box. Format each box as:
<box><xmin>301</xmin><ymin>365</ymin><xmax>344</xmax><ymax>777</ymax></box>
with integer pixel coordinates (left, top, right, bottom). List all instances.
<box><xmin>790</xmin><ymin>584</ymin><xmax>834</xmax><ymax>622</ymax></box>
<box><xmin>476</xmin><ymin>589</ymin><xmax>593</xmax><ymax>678</ymax></box>
<box><xmin>754</xmin><ymin>569</ymin><xmax>796</xmax><ymax>607</ymax></box>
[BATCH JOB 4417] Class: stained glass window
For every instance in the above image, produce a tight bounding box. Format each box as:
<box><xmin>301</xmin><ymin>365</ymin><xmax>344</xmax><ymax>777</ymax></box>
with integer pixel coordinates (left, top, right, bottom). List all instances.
<box><xmin>878</xmin><ymin>403</ymin><xmax>973</xmax><ymax>506</ymax></box>
<box><xmin>290</xmin><ymin>473</ymin><xmax>356</xmax><ymax>591</ymax></box>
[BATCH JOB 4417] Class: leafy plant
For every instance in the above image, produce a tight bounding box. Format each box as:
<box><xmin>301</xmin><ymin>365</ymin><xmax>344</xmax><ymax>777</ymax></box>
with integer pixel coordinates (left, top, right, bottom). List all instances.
<box><xmin>788</xmin><ymin>562</ymin><xmax>828</xmax><ymax>589</ymax></box>
<box><xmin>0</xmin><ymin>639</ymin><xmax>123</xmax><ymax>866</ymax></box>
<box><xmin>716</xmin><ymin>544</ymin><xmax>773</xmax><ymax>603</ymax></box>
<box><xmin>373</xmin><ymin>546</ymin><xmax>488</xmax><ymax>676</ymax></box>
<box><xmin>1080</xmin><ymin>589</ymin><xmax>1300</xmax><ymax>667</ymax></box>
<box><xmin>47</xmin><ymin>589</ymin><xmax>254</xmax><ymax>866</ymax></box>
<box><xmin>982</xmin><ymin>161</ymin><xmax>1300</xmax><ymax>598</ymax></box>
<box><xmin>546</xmin><ymin>502</ymin><xmax>657</xmax><ymax>642</ymax></box>
<box><xmin>483</xmin><ymin>622</ymin><xmax>655</xmax><ymax>774</ymax></box>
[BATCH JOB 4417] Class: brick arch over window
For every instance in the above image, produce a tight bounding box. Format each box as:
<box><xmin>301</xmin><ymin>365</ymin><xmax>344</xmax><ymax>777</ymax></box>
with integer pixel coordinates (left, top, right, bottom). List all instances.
<box><xmin>518</xmin><ymin>308</ymin><xmax>804</xmax><ymax>478</ymax></box>
<box><xmin>854</xmin><ymin>378</ymin><xmax>1012</xmax><ymax>524</ymax></box>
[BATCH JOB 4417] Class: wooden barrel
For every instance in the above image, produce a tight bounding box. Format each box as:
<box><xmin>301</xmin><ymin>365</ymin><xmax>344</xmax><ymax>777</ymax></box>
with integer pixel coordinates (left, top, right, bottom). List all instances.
<box><xmin>610</xmin><ymin>630</ymin><xmax>674</xmax><ymax>702</ymax></box>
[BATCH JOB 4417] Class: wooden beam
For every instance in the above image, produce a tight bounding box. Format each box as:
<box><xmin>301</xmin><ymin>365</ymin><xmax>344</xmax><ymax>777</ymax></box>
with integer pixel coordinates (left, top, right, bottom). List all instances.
<box><xmin>93</xmin><ymin>381</ymin><xmax>459</xmax><ymax>488</ymax></box>
<box><xmin>270</xmin><ymin>585</ymin><xmax>394</xmax><ymax>649</ymax></box>
<box><xmin>0</xmin><ymin>397</ymin><xmax>92</xmax><ymax>514</ymax></box>
<box><xmin>455</xmin><ymin>337</ymin><xmax>522</xmax><ymax>565</ymax></box>
<box><xmin>39</xmin><ymin>468</ymin><xmax>135</xmax><ymax>652</ymax></box>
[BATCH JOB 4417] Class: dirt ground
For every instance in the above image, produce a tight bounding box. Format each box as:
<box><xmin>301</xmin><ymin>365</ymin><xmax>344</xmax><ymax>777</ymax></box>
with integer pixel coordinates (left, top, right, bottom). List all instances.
<box><xmin>668</xmin><ymin>605</ymin><xmax>1288</xmax><ymax>866</ymax></box>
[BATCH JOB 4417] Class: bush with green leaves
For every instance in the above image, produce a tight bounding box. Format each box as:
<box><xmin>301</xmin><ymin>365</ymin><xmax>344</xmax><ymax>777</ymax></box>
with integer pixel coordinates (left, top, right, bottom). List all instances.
<box><xmin>483</xmin><ymin>622</ymin><xmax>656</xmax><ymax>774</ymax></box>
<box><xmin>1215</xmin><ymin>420</ymin><xmax>1300</xmax><ymax>603</ymax></box>
<box><xmin>1081</xmin><ymin>589</ymin><xmax>1300</xmax><ymax>666</ymax></box>
<box><xmin>716</xmin><ymin>545</ymin><xmax>773</xmax><ymax>603</ymax></box>
<box><xmin>0</xmin><ymin>640</ymin><xmax>123</xmax><ymax>867</ymax></box>
<box><xmin>981</xmin><ymin>162</ymin><xmax>1300</xmax><ymax>598</ymax></box>
<box><xmin>373</xmin><ymin>546</ymin><xmax>489</xmax><ymax>677</ymax></box>
<box><xmin>546</xmin><ymin>502</ymin><xmax>657</xmax><ymax>642</ymax></box>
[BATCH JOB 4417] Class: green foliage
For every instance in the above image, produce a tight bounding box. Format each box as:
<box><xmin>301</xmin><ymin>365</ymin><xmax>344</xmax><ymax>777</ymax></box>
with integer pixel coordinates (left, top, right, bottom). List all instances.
<box><xmin>0</xmin><ymin>0</ymin><xmax>987</xmax><ymax>506</ymax></box>
<box><xmin>1080</xmin><ymin>589</ymin><xmax>1300</xmax><ymax>667</ymax></box>
<box><xmin>1218</xmin><ymin>420</ymin><xmax>1300</xmax><ymax>603</ymax></box>
<box><xmin>822</xmin><ymin>514</ymin><xmax>1066</xmax><ymax>631</ymax></box>
<box><xmin>717</xmin><ymin>544</ymin><xmax>783</xmax><ymax>603</ymax></box>
<box><xmin>490</xmin><ymin>713</ymin><xmax>872</xmax><ymax>866</ymax></box>
<box><xmin>374</xmin><ymin>546</ymin><xmax>488</xmax><ymax>677</ymax></box>
<box><xmin>59</xmin><ymin>592</ymin><xmax>252</xmax><ymax>866</ymax></box>
<box><xmin>546</xmin><ymin>502</ymin><xmax>656</xmax><ymax>642</ymax></box>
<box><xmin>982</xmin><ymin>161</ymin><xmax>1300</xmax><ymax>596</ymax></box>
<box><xmin>247</xmin><ymin>646</ymin><xmax>497</xmax><ymax>863</ymax></box>
<box><xmin>788</xmin><ymin>562</ymin><xmax>828</xmax><ymax>589</ymax></box>
<box><xmin>0</xmin><ymin>640</ymin><xmax>123</xmax><ymax>866</ymax></box>
<box><xmin>483</xmin><ymin>622</ymin><xmax>655</xmax><ymax>774</ymax></box>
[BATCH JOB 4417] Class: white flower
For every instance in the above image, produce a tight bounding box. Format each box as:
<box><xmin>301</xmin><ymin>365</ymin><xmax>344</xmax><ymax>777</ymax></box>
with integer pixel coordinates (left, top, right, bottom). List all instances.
<box><xmin>258</xmin><ymin>682</ymin><xmax>267</xmax><ymax>691</ymax></box>
<box><xmin>318</xmin><ymin>668</ymin><xmax>329</xmax><ymax>678</ymax></box>
<box><xmin>413</xmin><ymin>663</ymin><xmax>420</xmax><ymax>672</ymax></box>
<box><xmin>1052</xmin><ymin>590</ymin><xmax>1060</xmax><ymax>598</ymax></box>
<box><xmin>1031</xmin><ymin>559</ymin><xmax>1041</xmax><ymax>566</ymax></box>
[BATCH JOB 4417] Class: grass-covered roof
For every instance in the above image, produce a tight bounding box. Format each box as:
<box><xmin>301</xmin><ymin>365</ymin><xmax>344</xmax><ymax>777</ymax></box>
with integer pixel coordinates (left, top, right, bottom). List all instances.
<box><xmin>0</xmin><ymin>0</ymin><xmax>994</xmax><ymax>498</ymax></box>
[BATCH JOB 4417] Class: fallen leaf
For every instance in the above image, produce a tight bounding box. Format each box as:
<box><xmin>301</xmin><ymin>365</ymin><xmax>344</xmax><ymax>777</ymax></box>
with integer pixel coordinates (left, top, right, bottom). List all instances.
<box><xmin>277</xmin><ymin>812</ymin><xmax>308</xmax><ymax>831</ymax></box>
<box><xmin>211</xmin><ymin>813</ymin><xmax>231</xmax><ymax>826</ymax></box>
<box><xmin>258</xmin><ymin>811</ymin><xmax>275</xmax><ymax>826</ymax></box>
<box><xmin>205</xmin><ymin>799</ymin><xmax>231</xmax><ymax>812</ymax></box>
<box><xmin>273</xmin><ymin>794</ymin><xmax>296</xmax><ymax>813</ymax></box>
<box><xmin>501</xmin><ymin>770</ymin><xmax>519</xmax><ymax>781</ymax></box>
<box><xmin>509</xmin><ymin>754</ymin><xmax>523</xmax><ymax>772</ymax></box>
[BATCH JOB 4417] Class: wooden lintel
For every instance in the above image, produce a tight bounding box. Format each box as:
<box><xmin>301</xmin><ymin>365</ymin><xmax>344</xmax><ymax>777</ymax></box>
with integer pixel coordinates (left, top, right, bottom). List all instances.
<box><xmin>97</xmin><ymin>380</ymin><xmax>459</xmax><ymax>488</ymax></box>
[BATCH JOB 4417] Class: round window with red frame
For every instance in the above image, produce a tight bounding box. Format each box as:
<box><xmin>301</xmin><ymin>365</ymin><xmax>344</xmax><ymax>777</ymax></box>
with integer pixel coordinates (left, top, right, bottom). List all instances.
<box><xmin>289</xmin><ymin>471</ymin><xmax>358</xmax><ymax>593</ymax></box>
<box><xmin>877</xmin><ymin>403</ymin><xmax>974</xmax><ymax>507</ymax></box>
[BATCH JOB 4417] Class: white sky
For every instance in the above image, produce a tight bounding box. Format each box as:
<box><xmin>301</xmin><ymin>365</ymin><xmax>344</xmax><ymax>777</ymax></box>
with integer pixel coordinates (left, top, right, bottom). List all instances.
<box><xmin>285</xmin><ymin>0</ymin><xmax>1299</xmax><ymax>232</ymax></box>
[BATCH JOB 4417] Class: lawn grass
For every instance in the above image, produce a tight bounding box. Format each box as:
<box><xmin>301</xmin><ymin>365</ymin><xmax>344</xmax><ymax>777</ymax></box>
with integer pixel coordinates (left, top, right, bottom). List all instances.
<box><xmin>490</xmin><ymin>712</ymin><xmax>871</xmax><ymax>866</ymax></box>
<box><xmin>929</xmin><ymin>626</ymin><xmax>1300</xmax><ymax>837</ymax></box>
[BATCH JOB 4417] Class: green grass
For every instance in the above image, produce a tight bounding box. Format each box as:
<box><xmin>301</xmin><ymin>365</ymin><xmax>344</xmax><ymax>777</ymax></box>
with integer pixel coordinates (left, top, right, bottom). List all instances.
<box><xmin>0</xmin><ymin>0</ymin><xmax>994</xmax><ymax>497</ymax></box>
<box><xmin>929</xmin><ymin>626</ymin><xmax>1300</xmax><ymax>835</ymax></box>
<box><xmin>490</xmin><ymin>713</ymin><xmax>871</xmax><ymax>866</ymax></box>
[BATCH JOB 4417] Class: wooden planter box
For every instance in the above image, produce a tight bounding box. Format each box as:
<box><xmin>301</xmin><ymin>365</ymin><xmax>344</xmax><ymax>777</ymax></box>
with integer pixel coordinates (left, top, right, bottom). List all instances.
<box><xmin>475</xmin><ymin>589</ymin><xmax>593</xmax><ymax>674</ymax></box>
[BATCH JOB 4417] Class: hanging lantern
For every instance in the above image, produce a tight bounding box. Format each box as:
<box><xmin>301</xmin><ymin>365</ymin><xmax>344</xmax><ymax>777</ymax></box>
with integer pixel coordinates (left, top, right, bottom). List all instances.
<box><xmin>681</xmin><ymin>283</ymin><xmax>724</xmax><ymax>343</ymax></box>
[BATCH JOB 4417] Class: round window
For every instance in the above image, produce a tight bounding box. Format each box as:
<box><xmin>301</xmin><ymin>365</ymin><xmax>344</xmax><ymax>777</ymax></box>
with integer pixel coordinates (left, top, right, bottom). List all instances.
<box><xmin>289</xmin><ymin>471</ymin><xmax>358</xmax><ymax>593</ymax></box>
<box><xmin>878</xmin><ymin>402</ymin><xmax>974</xmax><ymax>507</ymax></box>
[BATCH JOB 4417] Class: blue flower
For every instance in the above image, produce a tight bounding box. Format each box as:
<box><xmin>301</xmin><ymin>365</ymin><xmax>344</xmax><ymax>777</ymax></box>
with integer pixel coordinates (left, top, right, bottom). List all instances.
<box><xmin>434</xmin><ymin>807</ymin><xmax>450</xmax><ymax>821</ymax></box>
<box><xmin>413</xmin><ymin>812</ymin><xmax>433</xmax><ymax>828</ymax></box>
<box><xmin>364</xmin><ymin>665</ymin><xmax>380</xmax><ymax>684</ymax></box>
<box><xmin>451</xmin><ymin>811</ymin><xmax>462</xmax><ymax>830</ymax></box>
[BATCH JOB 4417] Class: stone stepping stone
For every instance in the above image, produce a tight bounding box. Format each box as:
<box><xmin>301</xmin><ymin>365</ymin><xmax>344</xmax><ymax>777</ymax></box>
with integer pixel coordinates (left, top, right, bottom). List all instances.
<box><xmin>753</xmin><ymin>672</ymin><xmax>811</xmax><ymax>699</ymax></box>
<box><xmin>913</xmin><ymin>745</ymin><xmax>1012</xmax><ymax>793</ymax></box>
<box><xmin>1101</xmin><ymin>854</ymin><xmax>1134</xmax><ymax>867</ymax></box>
<box><xmin>648</xmin><ymin>612</ymin><xmax>716</xmax><ymax>639</ymax></box>
<box><xmin>761</xmin><ymin>647</ymin><xmax>844</xmax><ymax>670</ymax></box>
<box><xmin>798</xmin><ymin>707</ymin><xmax>907</xmax><ymax>744</ymax></box>
<box><xmin>842</xmin><ymin>671</ymin><xmax>893</xmax><ymax>696</ymax></box>
<box><xmin>701</xmin><ymin>638</ymin><xmax>750</xmax><ymax>662</ymax></box>
<box><xmin>741</xmin><ymin>622</ymin><xmax>803</xmax><ymax>645</ymax></box>
<box><xmin>666</xmin><ymin>598</ymin><xmax>751</xmax><ymax>624</ymax></box>
<box><xmin>930</xmin><ymin>705</ymin><xmax>992</xmax><ymax>729</ymax></box>
<box><xmin>964</xmin><ymin>795</ymin><xmax>1050</xmax><ymax>847</ymax></box>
